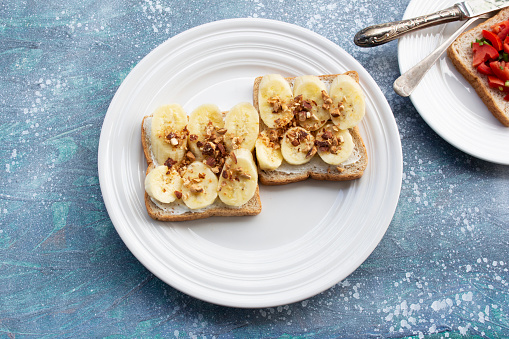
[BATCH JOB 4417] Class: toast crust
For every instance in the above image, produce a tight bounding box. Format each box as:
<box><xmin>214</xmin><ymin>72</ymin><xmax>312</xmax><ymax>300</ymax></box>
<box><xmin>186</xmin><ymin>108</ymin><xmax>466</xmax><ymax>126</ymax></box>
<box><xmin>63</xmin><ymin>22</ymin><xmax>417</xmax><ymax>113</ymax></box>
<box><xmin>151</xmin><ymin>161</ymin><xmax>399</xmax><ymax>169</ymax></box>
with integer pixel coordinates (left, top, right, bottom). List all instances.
<box><xmin>141</xmin><ymin>115</ymin><xmax>262</xmax><ymax>221</ymax></box>
<box><xmin>253</xmin><ymin>72</ymin><xmax>368</xmax><ymax>185</ymax></box>
<box><xmin>447</xmin><ymin>8</ymin><xmax>509</xmax><ymax>127</ymax></box>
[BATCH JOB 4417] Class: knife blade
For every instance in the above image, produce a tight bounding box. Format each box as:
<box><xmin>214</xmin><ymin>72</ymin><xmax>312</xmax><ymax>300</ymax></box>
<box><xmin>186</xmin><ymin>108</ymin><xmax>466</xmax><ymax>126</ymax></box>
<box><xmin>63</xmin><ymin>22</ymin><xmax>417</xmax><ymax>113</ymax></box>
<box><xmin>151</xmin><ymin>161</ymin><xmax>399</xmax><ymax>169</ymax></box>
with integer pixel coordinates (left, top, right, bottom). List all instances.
<box><xmin>354</xmin><ymin>0</ymin><xmax>509</xmax><ymax>47</ymax></box>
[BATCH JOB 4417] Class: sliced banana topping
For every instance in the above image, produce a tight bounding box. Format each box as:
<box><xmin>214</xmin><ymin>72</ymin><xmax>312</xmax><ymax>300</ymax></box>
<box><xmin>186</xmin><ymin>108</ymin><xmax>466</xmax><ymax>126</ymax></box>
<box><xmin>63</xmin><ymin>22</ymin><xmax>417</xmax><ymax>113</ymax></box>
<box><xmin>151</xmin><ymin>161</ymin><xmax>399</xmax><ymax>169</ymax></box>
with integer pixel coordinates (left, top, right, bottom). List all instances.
<box><xmin>150</xmin><ymin>104</ymin><xmax>189</xmax><ymax>165</ymax></box>
<box><xmin>218</xmin><ymin>149</ymin><xmax>258</xmax><ymax>207</ymax></box>
<box><xmin>329</xmin><ymin>74</ymin><xmax>365</xmax><ymax>130</ymax></box>
<box><xmin>281</xmin><ymin>126</ymin><xmax>316</xmax><ymax>165</ymax></box>
<box><xmin>145</xmin><ymin>165</ymin><xmax>183</xmax><ymax>204</ymax></box>
<box><xmin>258</xmin><ymin>74</ymin><xmax>294</xmax><ymax>129</ymax></box>
<box><xmin>293</xmin><ymin>75</ymin><xmax>329</xmax><ymax>131</ymax></box>
<box><xmin>181</xmin><ymin>161</ymin><xmax>218</xmax><ymax>209</ymax></box>
<box><xmin>223</xmin><ymin>102</ymin><xmax>259</xmax><ymax>152</ymax></box>
<box><xmin>255</xmin><ymin>129</ymin><xmax>283</xmax><ymax>170</ymax></box>
<box><xmin>315</xmin><ymin>123</ymin><xmax>354</xmax><ymax>165</ymax></box>
<box><xmin>188</xmin><ymin>104</ymin><xmax>224</xmax><ymax>161</ymax></box>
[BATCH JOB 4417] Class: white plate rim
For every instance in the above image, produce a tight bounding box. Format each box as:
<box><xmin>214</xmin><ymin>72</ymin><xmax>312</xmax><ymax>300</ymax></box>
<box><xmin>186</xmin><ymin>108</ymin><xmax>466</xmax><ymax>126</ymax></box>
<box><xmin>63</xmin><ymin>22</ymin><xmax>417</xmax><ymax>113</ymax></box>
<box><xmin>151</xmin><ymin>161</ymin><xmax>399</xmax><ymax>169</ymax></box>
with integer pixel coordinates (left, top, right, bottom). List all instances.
<box><xmin>98</xmin><ymin>18</ymin><xmax>403</xmax><ymax>308</ymax></box>
<box><xmin>398</xmin><ymin>0</ymin><xmax>509</xmax><ymax>165</ymax></box>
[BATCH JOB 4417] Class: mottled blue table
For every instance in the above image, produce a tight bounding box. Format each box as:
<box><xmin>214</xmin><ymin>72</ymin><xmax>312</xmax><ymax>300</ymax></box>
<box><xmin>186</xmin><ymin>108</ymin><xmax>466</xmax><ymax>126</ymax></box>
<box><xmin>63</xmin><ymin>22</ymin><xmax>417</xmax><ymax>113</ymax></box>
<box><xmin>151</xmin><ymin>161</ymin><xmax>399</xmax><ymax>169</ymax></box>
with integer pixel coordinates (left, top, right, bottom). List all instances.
<box><xmin>1</xmin><ymin>0</ymin><xmax>508</xmax><ymax>337</ymax></box>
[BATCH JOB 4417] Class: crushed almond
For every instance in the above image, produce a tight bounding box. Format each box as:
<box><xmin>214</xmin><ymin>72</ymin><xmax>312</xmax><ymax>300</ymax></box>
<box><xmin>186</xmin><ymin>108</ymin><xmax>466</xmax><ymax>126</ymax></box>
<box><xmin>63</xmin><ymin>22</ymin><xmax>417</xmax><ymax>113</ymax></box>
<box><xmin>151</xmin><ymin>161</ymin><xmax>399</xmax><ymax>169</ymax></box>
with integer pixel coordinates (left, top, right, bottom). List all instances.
<box><xmin>189</xmin><ymin>184</ymin><xmax>203</xmax><ymax>194</ymax></box>
<box><xmin>186</xmin><ymin>151</ymin><xmax>196</xmax><ymax>162</ymax></box>
<box><xmin>306</xmin><ymin>146</ymin><xmax>317</xmax><ymax>158</ymax></box>
<box><xmin>268</xmin><ymin>95</ymin><xmax>282</xmax><ymax>113</ymax></box>
<box><xmin>330</xmin><ymin>108</ymin><xmax>341</xmax><ymax>118</ymax></box>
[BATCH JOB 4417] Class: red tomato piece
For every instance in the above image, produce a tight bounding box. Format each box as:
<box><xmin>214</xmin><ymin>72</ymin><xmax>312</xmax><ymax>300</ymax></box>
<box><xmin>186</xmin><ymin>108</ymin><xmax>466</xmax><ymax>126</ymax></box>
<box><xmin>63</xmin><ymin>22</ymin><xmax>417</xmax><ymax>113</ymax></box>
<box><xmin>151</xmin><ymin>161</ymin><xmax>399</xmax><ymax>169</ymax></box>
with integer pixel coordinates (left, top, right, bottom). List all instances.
<box><xmin>490</xmin><ymin>61</ymin><xmax>509</xmax><ymax>82</ymax></box>
<box><xmin>472</xmin><ymin>43</ymin><xmax>500</xmax><ymax>67</ymax></box>
<box><xmin>477</xmin><ymin>62</ymin><xmax>494</xmax><ymax>75</ymax></box>
<box><xmin>487</xmin><ymin>75</ymin><xmax>505</xmax><ymax>88</ymax></box>
<box><xmin>504</xmin><ymin>93</ymin><xmax>509</xmax><ymax>101</ymax></box>
<box><xmin>504</xmin><ymin>36</ymin><xmax>509</xmax><ymax>54</ymax></box>
<box><xmin>492</xmin><ymin>21</ymin><xmax>509</xmax><ymax>39</ymax></box>
<box><xmin>482</xmin><ymin>29</ymin><xmax>503</xmax><ymax>50</ymax></box>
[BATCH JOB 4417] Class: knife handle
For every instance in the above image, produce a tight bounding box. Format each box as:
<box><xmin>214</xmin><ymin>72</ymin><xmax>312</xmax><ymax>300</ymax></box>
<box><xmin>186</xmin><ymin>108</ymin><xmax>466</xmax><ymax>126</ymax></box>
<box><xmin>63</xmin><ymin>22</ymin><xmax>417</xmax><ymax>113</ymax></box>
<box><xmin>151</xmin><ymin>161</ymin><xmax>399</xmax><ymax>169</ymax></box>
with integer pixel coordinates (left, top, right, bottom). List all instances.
<box><xmin>354</xmin><ymin>5</ymin><xmax>464</xmax><ymax>47</ymax></box>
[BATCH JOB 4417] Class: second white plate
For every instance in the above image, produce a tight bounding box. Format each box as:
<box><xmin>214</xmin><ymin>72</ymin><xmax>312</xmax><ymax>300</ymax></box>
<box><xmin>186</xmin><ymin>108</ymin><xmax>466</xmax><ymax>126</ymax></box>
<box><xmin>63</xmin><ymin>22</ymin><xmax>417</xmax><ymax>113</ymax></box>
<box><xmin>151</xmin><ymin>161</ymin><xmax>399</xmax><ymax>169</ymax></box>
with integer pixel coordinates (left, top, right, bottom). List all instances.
<box><xmin>98</xmin><ymin>18</ymin><xmax>402</xmax><ymax>308</ymax></box>
<box><xmin>399</xmin><ymin>0</ymin><xmax>509</xmax><ymax>164</ymax></box>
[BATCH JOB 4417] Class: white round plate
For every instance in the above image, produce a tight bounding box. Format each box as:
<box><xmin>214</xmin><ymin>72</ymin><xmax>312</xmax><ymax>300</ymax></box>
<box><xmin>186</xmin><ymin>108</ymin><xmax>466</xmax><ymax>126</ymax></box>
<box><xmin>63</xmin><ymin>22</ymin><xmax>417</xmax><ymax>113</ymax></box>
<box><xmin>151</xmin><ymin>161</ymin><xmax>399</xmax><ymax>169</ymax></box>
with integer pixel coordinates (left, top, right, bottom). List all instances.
<box><xmin>98</xmin><ymin>18</ymin><xmax>402</xmax><ymax>308</ymax></box>
<box><xmin>399</xmin><ymin>0</ymin><xmax>509</xmax><ymax>165</ymax></box>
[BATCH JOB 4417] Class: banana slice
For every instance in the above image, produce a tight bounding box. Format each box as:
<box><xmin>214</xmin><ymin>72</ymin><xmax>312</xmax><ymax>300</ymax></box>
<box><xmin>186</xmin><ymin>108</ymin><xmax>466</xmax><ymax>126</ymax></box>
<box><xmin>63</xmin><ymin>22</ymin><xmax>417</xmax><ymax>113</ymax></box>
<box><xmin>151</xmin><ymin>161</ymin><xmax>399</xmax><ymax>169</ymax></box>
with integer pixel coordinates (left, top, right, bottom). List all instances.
<box><xmin>315</xmin><ymin>123</ymin><xmax>354</xmax><ymax>165</ymax></box>
<box><xmin>293</xmin><ymin>75</ymin><xmax>329</xmax><ymax>131</ymax></box>
<box><xmin>329</xmin><ymin>75</ymin><xmax>365</xmax><ymax>129</ymax></box>
<box><xmin>223</xmin><ymin>102</ymin><xmax>259</xmax><ymax>152</ymax></box>
<box><xmin>145</xmin><ymin>165</ymin><xmax>183</xmax><ymax>204</ymax></box>
<box><xmin>255</xmin><ymin>129</ymin><xmax>283</xmax><ymax>170</ymax></box>
<box><xmin>188</xmin><ymin>104</ymin><xmax>224</xmax><ymax>160</ymax></box>
<box><xmin>218</xmin><ymin>149</ymin><xmax>258</xmax><ymax>207</ymax></box>
<box><xmin>181</xmin><ymin>161</ymin><xmax>218</xmax><ymax>209</ymax></box>
<box><xmin>258</xmin><ymin>74</ymin><xmax>294</xmax><ymax>128</ymax></box>
<box><xmin>281</xmin><ymin>126</ymin><xmax>316</xmax><ymax>165</ymax></box>
<box><xmin>150</xmin><ymin>104</ymin><xmax>189</xmax><ymax>165</ymax></box>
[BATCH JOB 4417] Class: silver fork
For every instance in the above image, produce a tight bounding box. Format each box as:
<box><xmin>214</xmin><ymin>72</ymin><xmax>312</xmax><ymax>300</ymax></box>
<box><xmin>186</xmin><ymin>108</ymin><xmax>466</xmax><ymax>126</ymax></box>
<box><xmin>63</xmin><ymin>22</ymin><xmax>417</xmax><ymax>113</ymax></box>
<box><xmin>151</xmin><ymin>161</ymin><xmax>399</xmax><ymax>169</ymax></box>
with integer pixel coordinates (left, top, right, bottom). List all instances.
<box><xmin>393</xmin><ymin>14</ymin><xmax>493</xmax><ymax>97</ymax></box>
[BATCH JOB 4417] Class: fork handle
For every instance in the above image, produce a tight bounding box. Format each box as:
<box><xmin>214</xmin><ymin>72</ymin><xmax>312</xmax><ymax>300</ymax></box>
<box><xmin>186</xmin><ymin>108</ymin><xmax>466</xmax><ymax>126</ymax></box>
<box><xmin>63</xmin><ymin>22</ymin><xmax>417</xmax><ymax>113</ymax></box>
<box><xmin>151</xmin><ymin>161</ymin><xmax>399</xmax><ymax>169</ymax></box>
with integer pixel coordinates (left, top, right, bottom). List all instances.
<box><xmin>354</xmin><ymin>5</ymin><xmax>464</xmax><ymax>47</ymax></box>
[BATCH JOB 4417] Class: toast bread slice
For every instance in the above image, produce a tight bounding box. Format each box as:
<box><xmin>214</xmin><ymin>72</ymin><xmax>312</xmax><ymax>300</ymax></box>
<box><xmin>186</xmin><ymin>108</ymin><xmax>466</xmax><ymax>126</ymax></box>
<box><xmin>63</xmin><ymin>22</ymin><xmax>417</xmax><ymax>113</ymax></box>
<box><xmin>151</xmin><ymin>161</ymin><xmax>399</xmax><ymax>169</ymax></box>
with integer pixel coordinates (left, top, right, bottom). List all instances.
<box><xmin>141</xmin><ymin>115</ymin><xmax>262</xmax><ymax>221</ymax></box>
<box><xmin>253</xmin><ymin>72</ymin><xmax>368</xmax><ymax>185</ymax></box>
<box><xmin>447</xmin><ymin>8</ymin><xmax>509</xmax><ymax>127</ymax></box>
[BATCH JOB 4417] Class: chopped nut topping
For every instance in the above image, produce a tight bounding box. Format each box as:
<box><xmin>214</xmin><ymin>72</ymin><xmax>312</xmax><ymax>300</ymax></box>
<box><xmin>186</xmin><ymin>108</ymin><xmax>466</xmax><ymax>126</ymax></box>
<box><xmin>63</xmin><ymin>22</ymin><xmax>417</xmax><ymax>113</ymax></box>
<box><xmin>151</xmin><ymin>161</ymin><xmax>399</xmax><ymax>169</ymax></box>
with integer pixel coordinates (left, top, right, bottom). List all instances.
<box><xmin>166</xmin><ymin>131</ymin><xmax>176</xmax><ymax>140</ymax></box>
<box><xmin>321</xmin><ymin>90</ymin><xmax>333</xmax><ymax>110</ymax></box>
<box><xmin>189</xmin><ymin>134</ymin><xmax>198</xmax><ymax>141</ymax></box>
<box><xmin>202</xmin><ymin>141</ymin><xmax>216</xmax><ymax>155</ymax></box>
<box><xmin>268</xmin><ymin>95</ymin><xmax>282</xmax><ymax>113</ymax></box>
<box><xmin>336</xmin><ymin>166</ymin><xmax>345</xmax><ymax>173</ymax></box>
<box><xmin>186</xmin><ymin>151</ymin><xmax>196</xmax><ymax>162</ymax></box>
<box><xmin>216</xmin><ymin>128</ymin><xmax>227</xmax><ymax>135</ymax></box>
<box><xmin>189</xmin><ymin>184</ymin><xmax>203</xmax><ymax>194</ymax></box>
<box><xmin>231</xmin><ymin>136</ymin><xmax>244</xmax><ymax>149</ymax></box>
<box><xmin>198</xmin><ymin>173</ymin><xmax>206</xmax><ymax>179</ymax></box>
<box><xmin>178</xmin><ymin>166</ymin><xmax>187</xmax><ymax>177</ymax></box>
<box><xmin>238</xmin><ymin>172</ymin><xmax>251</xmax><ymax>180</ymax></box>
<box><xmin>174</xmin><ymin>191</ymin><xmax>182</xmax><ymax>199</ymax></box>
<box><xmin>205</xmin><ymin>156</ymin><xmax>216</xmax><ymax>167</ymax></box>
<box><xmin>301</xmin><ymin>100</ymin><xmax>313</xmax><ymax>111</ymax></box>
<box><xmin>322</xmin><ymin>130</ymin><xmax>333</xmax><ymax>140</ymax></box>
<box><xmin>217</xmin><ymin>143</ymin><xmax>226</xmax><ymax>155</ymax></box>
<box><xmin>306</xmin><ymin>146</ymin><xmax>317</xmax><ymax>158</ymax></box>
<box><xmin>230</xmin><ymin>151</ymin><xmax>237</xmax><ymax>164</ymax></box>
<box><xmin>291</xmin><ymin>139</ymin><xmax>300</xmax><ymax>146</ymax></box>
<box><xmin>170</xmin><ymin>137</ymin><xmax>179</xmax><ymax>146</ymax></box>
<box><xmin>315</xmin><ymin>140</ymin><xmax>329</xmax><ymax>152</ymax></box>
<box><xmin>330</xmin><ymin>108</ymin><xmax>341</xmax><ymax>118</ymax></box>
<box><xmin>164</xmin><ymin>158</ymin><xmax>177</xmax><ymax>169</ymax></box>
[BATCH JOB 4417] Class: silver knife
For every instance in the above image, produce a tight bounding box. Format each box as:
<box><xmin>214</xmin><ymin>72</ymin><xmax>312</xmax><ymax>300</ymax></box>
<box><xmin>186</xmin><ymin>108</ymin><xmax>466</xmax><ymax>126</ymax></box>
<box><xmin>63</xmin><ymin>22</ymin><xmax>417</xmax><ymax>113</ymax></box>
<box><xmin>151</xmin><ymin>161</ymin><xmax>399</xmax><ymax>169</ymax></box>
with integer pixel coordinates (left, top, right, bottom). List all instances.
<box><xmin>354</xmin><ymin>0</ymin><xmax>509</xmax><ymax>47</ymax></box>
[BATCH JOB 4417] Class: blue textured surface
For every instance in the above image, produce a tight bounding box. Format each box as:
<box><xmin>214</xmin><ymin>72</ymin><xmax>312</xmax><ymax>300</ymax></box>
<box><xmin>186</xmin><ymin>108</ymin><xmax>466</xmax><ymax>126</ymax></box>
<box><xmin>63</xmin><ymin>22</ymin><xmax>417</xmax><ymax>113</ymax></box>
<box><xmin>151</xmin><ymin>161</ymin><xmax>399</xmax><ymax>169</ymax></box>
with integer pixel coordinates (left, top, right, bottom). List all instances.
<box><xmin>1</xmin><ymin>0</ymin><xmax>508</xmax><ymax>338</ymax></box>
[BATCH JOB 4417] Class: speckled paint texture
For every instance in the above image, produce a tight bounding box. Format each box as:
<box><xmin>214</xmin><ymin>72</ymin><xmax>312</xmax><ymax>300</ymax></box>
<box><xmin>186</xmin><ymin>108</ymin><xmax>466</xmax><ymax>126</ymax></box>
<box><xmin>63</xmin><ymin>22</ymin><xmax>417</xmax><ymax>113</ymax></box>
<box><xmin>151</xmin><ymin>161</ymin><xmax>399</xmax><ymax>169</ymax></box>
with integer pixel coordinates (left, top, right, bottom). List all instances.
<box><xmin>1</xmin><ymin>0</ymin><xmax>508</xmax><ymax>337</ymax></box>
